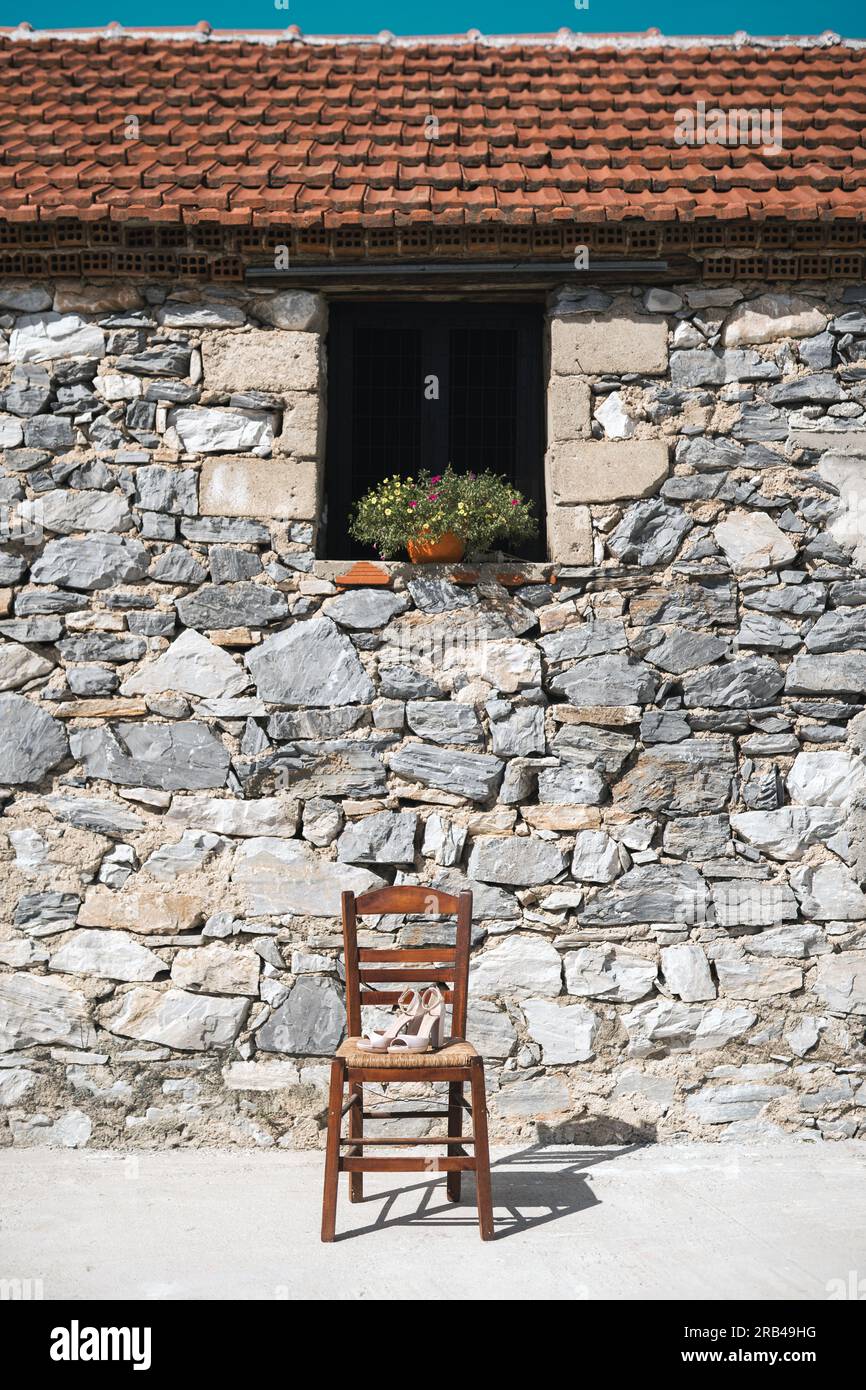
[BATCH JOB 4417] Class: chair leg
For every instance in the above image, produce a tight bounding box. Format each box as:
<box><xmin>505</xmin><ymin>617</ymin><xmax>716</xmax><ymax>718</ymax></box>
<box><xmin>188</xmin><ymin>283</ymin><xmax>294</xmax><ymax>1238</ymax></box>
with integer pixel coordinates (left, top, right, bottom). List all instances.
<box><xmin>446</xmin><ymin>1080</ymin><xmax>463</xmax><ymax>1203</ymax></box>
<box><xmin>321</xmin><ymin>1059</ymin><xmax>344</xmax><ymax>1242</ymax></box>
<box><xmin>469</xmin><ymin>1059</ymin><xmax>494</xmax><ymax>1241</ymax></box>
<box><xmin>348</xmin><ymin>1081</ymin><xmax>363</xmax><ymax>1202</ymax></box>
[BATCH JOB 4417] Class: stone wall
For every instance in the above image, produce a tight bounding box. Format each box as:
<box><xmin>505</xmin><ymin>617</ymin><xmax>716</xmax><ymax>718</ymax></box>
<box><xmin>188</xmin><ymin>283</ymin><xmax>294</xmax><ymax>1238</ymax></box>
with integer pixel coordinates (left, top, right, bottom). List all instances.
<box><xmin>1</xmin><ymin>275</ymin><xmax>866</xmax><ymax>1150</ymax></box>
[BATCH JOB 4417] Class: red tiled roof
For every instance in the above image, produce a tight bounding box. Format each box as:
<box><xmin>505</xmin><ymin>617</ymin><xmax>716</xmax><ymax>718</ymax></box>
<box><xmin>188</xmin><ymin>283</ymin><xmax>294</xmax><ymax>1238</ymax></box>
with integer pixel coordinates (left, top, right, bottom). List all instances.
<box><xmin>1</xmin><ymin>28</ymin><xmax>865</xmax><ymax>226</ymax></box>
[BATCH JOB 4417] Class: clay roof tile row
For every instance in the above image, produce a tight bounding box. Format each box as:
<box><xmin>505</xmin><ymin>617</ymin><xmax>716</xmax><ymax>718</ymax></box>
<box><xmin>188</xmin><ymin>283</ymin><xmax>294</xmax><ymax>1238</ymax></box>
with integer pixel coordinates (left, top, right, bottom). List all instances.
<box><xmin>0</xmin><ymin>31</ymin><xmax>864</xmax><ymax>225</ymax></box>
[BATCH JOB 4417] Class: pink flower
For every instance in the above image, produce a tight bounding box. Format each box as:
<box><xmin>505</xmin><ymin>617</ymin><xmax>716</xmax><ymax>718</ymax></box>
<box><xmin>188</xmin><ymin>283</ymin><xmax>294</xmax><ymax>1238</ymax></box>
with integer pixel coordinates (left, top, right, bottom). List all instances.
<box><xmin>510</xmin><ymin>498</ymin><xmax>519</xmax><ymax>506</ymax></box>
<box><xmin>408</xmin><ymin>500</ymin><xmax>418</xmax><ymax>508</ymax></box>
<box><xmin>430</xmin><ymin>474</ymin><xmax>442</xmax><ymax>483</ymax></box>
<box><xmin>428</xmin><ymin>491</ymin><xmax>439</xmax><ymax>501</ymax></box>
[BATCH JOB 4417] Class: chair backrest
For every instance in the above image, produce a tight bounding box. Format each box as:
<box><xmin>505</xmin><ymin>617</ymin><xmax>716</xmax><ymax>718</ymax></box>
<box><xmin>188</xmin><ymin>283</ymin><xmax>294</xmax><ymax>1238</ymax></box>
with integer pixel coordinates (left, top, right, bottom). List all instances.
<box><xmin>341</xmin><ymin>886</ymin><xmax>473</xmax><ymax>1041</ymax></box>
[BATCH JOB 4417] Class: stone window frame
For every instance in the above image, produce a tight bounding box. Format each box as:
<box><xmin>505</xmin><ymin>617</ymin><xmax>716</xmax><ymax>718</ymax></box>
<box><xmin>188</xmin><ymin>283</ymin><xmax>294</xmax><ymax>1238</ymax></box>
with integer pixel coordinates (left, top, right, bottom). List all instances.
<box><xmin>544</xmin><ymin>301</ymin><xmax>671</xmax><ymax>565</ymax></box>
<box><xmin>197</xmin><ymin>289</ymin><xmax>672</xmax><ymax>570</ymax></box>
<box><xmin>320</xmin><ymin>298</ymin><xmax>548</xmax><ymax>561</ymax></box>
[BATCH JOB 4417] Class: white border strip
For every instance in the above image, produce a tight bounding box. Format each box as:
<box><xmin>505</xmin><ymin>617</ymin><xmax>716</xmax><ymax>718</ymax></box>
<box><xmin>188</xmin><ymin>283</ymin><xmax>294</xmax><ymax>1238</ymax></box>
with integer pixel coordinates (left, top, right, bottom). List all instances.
<box><xmin>3</xmin><ymin>26</ymin><xmax>866</xmax><ymax>50</ymax></box>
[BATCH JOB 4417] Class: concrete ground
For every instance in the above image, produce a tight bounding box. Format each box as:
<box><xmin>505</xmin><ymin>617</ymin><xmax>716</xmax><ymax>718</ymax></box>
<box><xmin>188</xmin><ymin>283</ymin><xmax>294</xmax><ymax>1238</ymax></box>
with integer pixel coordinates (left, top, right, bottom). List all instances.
<box><xmin>2</xmin><ymin>1142</ymin><xmax>865</xmax><ymax>1301</ymax></box>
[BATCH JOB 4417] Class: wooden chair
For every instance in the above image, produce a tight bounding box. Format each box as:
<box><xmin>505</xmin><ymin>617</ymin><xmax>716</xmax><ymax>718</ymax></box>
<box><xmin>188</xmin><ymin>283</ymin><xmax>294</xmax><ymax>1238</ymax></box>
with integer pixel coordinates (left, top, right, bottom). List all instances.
<box><xmin>321</xmin><ymin>885</ymin><xmax>494</xmax><ymax>1241</ymax></box>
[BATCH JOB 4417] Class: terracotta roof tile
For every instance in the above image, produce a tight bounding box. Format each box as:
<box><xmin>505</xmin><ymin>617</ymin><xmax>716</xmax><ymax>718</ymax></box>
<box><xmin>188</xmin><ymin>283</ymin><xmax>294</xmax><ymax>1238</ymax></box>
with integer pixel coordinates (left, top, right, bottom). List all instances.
<box><xmin>0</xmin><ymin>30</ymin><xmax>864</xmax><ymax>226</ymax></box>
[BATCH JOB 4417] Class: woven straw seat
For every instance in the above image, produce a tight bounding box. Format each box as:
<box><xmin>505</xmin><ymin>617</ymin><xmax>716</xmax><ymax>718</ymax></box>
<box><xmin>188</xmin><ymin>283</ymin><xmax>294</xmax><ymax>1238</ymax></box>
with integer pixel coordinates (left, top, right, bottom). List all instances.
<box><xmin>338</xmin><ymin>1037</ymin><xmax>478</xmax><ymax>1068</ymax></box>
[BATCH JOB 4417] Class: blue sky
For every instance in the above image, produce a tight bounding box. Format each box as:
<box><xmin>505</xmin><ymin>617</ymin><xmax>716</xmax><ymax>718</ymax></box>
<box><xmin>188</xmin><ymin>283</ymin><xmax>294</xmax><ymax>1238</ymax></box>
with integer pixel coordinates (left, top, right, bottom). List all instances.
<box><xmin>2</xmin><ymin>0</ymin><xmax>864</xmax><ymax>37</ymax></box>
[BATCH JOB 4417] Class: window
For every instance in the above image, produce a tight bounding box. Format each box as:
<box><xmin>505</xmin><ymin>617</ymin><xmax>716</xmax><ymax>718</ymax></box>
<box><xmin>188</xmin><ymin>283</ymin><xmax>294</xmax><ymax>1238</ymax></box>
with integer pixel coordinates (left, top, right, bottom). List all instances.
<box><xmin>325</xmin><ymin>301</ymin><xmax>545</xmax><ymax>558</ymax></box>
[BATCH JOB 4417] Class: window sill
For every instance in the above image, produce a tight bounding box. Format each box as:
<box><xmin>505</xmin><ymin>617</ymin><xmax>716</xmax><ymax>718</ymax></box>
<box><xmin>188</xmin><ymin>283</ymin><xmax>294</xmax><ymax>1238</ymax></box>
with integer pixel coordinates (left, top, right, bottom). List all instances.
<box><xmin>314</xmin><ymin>560</ymin><xmax>558</xmax><ymax>589</ymax></box>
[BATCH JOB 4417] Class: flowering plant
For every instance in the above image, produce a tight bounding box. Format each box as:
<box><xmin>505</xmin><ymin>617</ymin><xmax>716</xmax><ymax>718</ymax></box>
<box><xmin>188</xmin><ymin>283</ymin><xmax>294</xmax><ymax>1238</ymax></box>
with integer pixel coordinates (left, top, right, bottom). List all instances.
<box><xmin>349</xmin><ymin>466</ymin><xmax>537</xmax><ymax>560</ymax></box>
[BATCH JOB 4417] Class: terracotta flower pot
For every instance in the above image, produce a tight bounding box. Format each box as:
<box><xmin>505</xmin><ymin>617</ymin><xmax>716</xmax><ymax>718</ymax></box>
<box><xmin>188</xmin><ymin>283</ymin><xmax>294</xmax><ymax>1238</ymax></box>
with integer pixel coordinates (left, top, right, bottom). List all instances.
<box><xmin>406</xmin><ymin>531</ymin><xmax>466</xmax><ymax>564</ymax></box>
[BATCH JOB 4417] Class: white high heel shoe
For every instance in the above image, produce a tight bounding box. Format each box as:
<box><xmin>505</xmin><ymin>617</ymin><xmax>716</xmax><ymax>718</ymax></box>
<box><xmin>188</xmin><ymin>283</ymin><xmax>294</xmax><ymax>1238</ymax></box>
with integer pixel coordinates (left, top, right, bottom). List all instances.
<box><xmin>356</xmin><ymin>988</ymin><xmax>422</xmax><ymax>1053</ymax></box>
<box><xmin>387</xmin><ymin>986</ymin><xmax>446</xmax><ymax>1055</ymax></box>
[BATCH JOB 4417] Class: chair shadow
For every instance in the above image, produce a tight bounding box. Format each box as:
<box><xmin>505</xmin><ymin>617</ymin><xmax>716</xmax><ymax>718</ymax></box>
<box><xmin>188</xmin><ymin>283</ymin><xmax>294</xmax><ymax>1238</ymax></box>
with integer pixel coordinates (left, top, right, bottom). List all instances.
<box><xmin>331</xmin><ymin>1141</ymin><xmax>647</xmax><ymax>1242</ymax></box>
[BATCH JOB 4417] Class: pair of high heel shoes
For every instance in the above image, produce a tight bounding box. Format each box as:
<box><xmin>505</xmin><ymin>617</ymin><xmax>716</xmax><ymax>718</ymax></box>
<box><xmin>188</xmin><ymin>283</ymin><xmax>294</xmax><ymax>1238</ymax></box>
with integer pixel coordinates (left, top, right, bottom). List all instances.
<box><xmin>357</xmin><ymin>986</ymin><xmax>446</xmax><ymax>1055</ymax></box>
